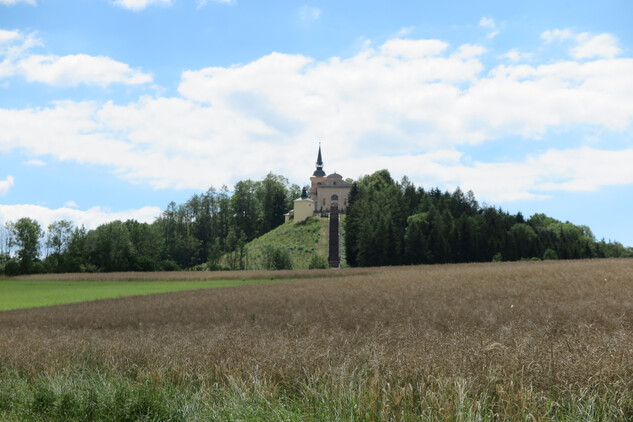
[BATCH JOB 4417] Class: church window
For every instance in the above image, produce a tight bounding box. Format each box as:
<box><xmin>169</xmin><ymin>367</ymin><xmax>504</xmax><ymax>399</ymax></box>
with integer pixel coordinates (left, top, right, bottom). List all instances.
<box><xmin>331</xmin><ymin>194</ymin><xmax>339</xmax><ymax>201</ymax></box>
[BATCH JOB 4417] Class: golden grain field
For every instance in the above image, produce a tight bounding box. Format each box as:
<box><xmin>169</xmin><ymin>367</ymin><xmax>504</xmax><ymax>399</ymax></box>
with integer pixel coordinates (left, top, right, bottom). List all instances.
<box><xmin>2</xmin><ymin>259</ymin><xmax>633</xmax><ymax>420</ymax></box>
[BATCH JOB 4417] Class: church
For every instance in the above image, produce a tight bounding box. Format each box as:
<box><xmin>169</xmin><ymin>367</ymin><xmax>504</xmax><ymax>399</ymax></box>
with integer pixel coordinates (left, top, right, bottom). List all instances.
<box><xmin>286</xmin><ymin>145</ymin><xmax>353</xmax><ymax>223</ymax></box>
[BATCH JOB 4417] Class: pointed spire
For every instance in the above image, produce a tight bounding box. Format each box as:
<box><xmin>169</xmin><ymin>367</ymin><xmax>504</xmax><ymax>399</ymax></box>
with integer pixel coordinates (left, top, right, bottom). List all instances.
<box><xmin>312</xmin><ymin>142</ymin><xmax>326</xmax><ymax>177</ymax></box>
<box><xmin>316</xmin><ymin>143</ymin><xmax>323</xmax><ymax>166</ymax></box>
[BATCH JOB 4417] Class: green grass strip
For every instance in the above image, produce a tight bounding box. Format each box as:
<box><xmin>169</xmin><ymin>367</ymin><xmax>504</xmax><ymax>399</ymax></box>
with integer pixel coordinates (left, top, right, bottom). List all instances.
<box><xmin>0</xmin><ymin>279</ymin><xmax>281</xmax><ymax>311</ymax></box>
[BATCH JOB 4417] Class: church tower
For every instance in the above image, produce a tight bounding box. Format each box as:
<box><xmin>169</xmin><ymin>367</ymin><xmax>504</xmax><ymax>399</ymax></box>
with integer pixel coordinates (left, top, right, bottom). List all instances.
<box><xmin>313</xmin><ymin>144</ymin><xmax>326</xmax><ymax>177</ymax></box>
<box><xmin>310</xmin><ymin>144</ymin><xmax>327</xmax><ymax>207</ymax></box>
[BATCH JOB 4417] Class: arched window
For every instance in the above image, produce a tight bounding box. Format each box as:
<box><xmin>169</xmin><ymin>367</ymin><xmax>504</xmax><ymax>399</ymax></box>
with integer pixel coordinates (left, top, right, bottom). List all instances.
<box><xmin>331</xmin><ymin>194</ymin><xmax>339</xmax><ymax>201</ymax></box>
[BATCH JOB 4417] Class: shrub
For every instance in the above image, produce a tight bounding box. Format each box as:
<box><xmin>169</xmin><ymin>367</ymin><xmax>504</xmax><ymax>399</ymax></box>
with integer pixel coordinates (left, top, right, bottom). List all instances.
<box><xmin>543</xmin><ymin>248</ymin><xmax>559</xmax><ymax>260</ymax></box>
<box><xmin>263</xmin><ymin>246</ymin><xmax>293</xmax><ymax>270</ymax></box>
<box><xmin>3</xmin><ymin>260</ymin><xmax>20</xmax><ymax>276</ymax></box>
<box><xmin>308</xmin><ymin>254</ymin><xmax>329</xmax><ymax>269</ymax></box>
<box><xmin>492</xmin><ymin>252</ymin><xmax>503</xmax><ymax>262</ymax></box>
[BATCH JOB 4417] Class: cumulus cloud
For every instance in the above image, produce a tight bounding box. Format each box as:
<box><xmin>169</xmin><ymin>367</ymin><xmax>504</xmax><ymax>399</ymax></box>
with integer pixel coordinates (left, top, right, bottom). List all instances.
<box><xmin>0</xmin><ymin>33</ymin><xmax>632</xmax><ymax>202</ymax></box>
<box><xmin>541</xmin><ymin>29</ymin><xmax>573</xmax><ymax>43</ymax></box>
<box><xmin>501</xmin><ymin>49</ymin><xmax>531</xmax><ymax>62</ymax></box>
<box><xmin>0</xmin><ymin>30</ymin><xmax>151</xmax><ymax>86</ymax></box>
<box><xmin>0</xmin><ymin>176</ymin><xmax>14</xmax><ymax>195</ymax></box>
<box><xmin>571</xmin><ymin>33</ymin><xmax>621</xmax><ymax>59</ymax></box>
<box><xmin>112</xmin><ymin>0</ymin><xmax>171</xmax><ymax>11</ymax></box>
<box><xmin>0</xmin><ymin>204</ymin><xmax>160</xmax><ymax>231</ymax></box>
<box><xmin>542</xmin><ymin>29</ymin><xmax>621</xmax><ymax>60</ymax></box>
<box><xmin>18</xmin><ymin>54</ymin><xmax>152</xmax><ymax>86</ymax></box>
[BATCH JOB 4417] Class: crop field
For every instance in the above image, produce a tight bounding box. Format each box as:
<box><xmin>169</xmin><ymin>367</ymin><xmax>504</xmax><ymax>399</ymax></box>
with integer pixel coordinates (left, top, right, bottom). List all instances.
<box><xmin>1</xmin><ymin>259</ymin><xmax>633</xmax><ymax>420</ymax></box>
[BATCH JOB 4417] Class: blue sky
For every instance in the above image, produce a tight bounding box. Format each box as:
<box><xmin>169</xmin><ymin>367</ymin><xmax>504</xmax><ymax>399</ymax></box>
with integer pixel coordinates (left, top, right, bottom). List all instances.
<box><xmin>1</xmin><ymin>0</ymin><xmax>632</xmax><ymax>246</ymax></box>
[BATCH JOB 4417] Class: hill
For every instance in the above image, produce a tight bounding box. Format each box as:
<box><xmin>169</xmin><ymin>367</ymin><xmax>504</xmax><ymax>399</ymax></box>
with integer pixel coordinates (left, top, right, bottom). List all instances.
<box><xmin>239</xmin><ymin>217</ymin><xmax>329</xmax><ymax>270</ymax></box>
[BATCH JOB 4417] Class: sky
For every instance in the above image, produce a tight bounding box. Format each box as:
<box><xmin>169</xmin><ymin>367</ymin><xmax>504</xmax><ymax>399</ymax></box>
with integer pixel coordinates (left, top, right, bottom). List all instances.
<box><xmin>1</xmin><ymin>0</ymin><xmax>632</xmax><ymax>246</ymax></box>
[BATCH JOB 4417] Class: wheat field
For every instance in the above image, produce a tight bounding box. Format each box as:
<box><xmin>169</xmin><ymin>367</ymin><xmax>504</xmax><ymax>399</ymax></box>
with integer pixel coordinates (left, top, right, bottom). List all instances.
<box><xmin>1</xmin><ymin>259</ymin><xmax>633</xmax><ymax>420</ymax></box>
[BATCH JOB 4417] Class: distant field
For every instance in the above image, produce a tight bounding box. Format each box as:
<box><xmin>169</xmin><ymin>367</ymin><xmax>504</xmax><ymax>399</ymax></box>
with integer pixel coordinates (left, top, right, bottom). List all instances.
<box><xmin>0</xmin><ymin>279</ymin><xmax>284</xmax><ymax>311</ymax></box>
<box><xmin>1</xmin><ymin>259</ymin><xmax>633</xmax><ymax>420</ymax></box>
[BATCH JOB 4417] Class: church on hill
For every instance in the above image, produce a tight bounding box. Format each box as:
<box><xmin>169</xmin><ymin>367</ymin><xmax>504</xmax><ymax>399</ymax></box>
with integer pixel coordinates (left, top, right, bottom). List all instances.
<box><xmin>309</xmin><ymin>145</ymin><xmax>352</xmax><ymax>214</ymax></box>
<box><xmin>286</xmin><ymin>145</ymin><xmax>353</xmax><ymax>223</ymax></box>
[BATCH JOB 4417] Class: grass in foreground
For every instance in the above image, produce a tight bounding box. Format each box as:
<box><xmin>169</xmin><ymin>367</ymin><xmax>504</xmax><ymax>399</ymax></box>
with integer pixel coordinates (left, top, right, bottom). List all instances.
<box><xmin>1</xmin><ymin>259</ymin><xmax>633</xmax><ymax>420</ymax></box>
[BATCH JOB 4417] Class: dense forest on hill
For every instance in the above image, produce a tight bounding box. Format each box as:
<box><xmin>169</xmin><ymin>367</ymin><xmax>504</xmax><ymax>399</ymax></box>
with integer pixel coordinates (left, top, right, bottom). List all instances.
<box><xmin>345</xmin><ymin>170</ymin><xmax>632</xmax><ymax>267</ymax></box>
<box><xmin>1</xmin><ymin>171</ymin><xmax>631</xmax><ymax>275</ymax></box>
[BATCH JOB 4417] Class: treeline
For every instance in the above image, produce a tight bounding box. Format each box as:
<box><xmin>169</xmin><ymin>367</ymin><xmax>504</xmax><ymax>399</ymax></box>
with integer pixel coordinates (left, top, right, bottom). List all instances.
<box><xmin>1</xmin><ymin>170</ymin><xmax>631</xmax><ymax>275</ymax></box>
<box><xmin>344</xmin><ymin>170</ymin><xmax>632</xmax><ymax>267</ymax></box>
<box><xmin>0</xmin><ymin>174</ymin><xmax>299</xmax><ymax>275</ymax></box>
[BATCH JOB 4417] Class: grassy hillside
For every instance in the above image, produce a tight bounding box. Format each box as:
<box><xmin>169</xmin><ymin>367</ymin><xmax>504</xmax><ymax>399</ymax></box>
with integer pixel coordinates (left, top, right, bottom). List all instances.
<box><xmin>243</xmin><ymin>216</ymin><xmax>329</xmax><ymax>270</ymax></box>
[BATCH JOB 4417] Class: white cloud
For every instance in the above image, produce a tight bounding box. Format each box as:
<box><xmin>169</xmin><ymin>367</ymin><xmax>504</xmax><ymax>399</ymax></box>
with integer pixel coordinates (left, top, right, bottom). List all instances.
<box><xmin>452</xmin><ymin>44</ymin><xmax>487</xmax><ymax>59</ymax></box>
<box><xmin>571</xmin><ymin>33</ymin><xmax>621</xmax><ymax>59</ymax></box>
<box><xmin>0</xmin><ymin>34</ymin><xmax>632</xmax><ymax>202</ymax></box>
<box><xmin>381</xmin><ymin>39</ymin><xmax>448</xmax><ymax>58</ymax></box>
<box><xmin>18</xmin><ymin>54</ymin><xmax>152</xmax><ymax>86</ymax></box>
<box><xmin>541</xmin><ymin>29</ymin><xmax>621</xmax><ymax>60</ymax></box>
<box><xmin>479</xmin><ymin>16</ymin><xmax>499</xmax><ymax>39</ymax></box>
<box><xmin>0</xmin><ymin>176</ymin><xmax>14</xmax><ymax>195</ymax></box>
<box><xmin>24</xmin><ymin>159</ymin><xmax>45</xmax><ymax>166</ymax></box>
<box><xmin>0</xmin><ymin>0</ymin><xmax>36</xmax><ymax>5</ymax></box>
<box><xmin>112</xmin><ymin>0</ymin><xmax>171</xmax><ymax>11</ymax></box>
<box><xmin>299</xmin><ymin>5</ymin><xmax>321</xmax><ymax>22</ymax></box>
<box><xmin>479</xmin><ymin>17</ymin><xmax>495</xmax><ymax>29</ymax></box>
<box><xmin>64</xmin><ymin>200</ymin><xmax>79</xmax><ymax>208</ymax></box>
<box><xmin>395</xmin><ymin>26</ymin><xmax>414</xmax><ymax>38</ymax></box>
<box><xmin>0</xmin><ymin>30</ymin><xmax>21</xmax><ymax>44</ymax></box>
<box><xmin>0</xmin><ymin>31</ymin><xmax>152</xmax><ymax>87</ymax></box>
<box><xmin>501</xmin><ymin>49</ymin><xmax>531</xmax><ymax>62</ymax></box>
<box><xmin>541</xmin><ymin>28</ymin><xmax>573</xmax><ymax>43</ymax></box>
<box><xmin>0</xmin><ymin>204</ymin><xmax>160</xmax><ymax>231</ymax></box>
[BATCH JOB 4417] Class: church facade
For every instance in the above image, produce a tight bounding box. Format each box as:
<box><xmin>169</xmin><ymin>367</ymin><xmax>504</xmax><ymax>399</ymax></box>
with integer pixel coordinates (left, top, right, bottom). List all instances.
<box><xmin>309</xmin><ymin>145</ymin><xmax>352</xmax><ymax>214</ymax></box>
<box><xmin>286</xmin><ymin>145</ymin><xmax>353</xmax><ymax>223</ymax></box>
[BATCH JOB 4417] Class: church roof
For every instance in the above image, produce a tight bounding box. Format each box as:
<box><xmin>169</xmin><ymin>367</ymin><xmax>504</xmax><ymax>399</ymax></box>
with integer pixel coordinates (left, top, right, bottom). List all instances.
<box><xmin>312</xmin><ymin>144</ymin><xmax>326</xmax><ymax>177</ymax></box>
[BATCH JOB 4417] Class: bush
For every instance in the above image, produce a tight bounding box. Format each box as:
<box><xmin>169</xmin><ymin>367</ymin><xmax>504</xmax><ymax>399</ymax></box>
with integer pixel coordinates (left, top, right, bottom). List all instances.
<box><xmin>308</xmin><ymin>254</ymin><xmax>329</xmax><ymax>269</ymax></box>
<box><xmin>492</xmin><ymin>252</ymin><xmax>503</xmax><ymax>262</ymax></box>
<box><xmin>543</xmin><ymin>248</ymin><xmax>558</xmax><ymax>260</ymax></box>
<box><xmin>161</xmin><ymin>260</ymin><xmax>181</xmax><ymax>271</ymax></box>
<box><xmin>263</xmin><ymin>246</ymin><xmax>293</xmax><ymax>270</ymax></box>
<box><xmin>3</xmin><ymin>259</ymin><xmax>20</xmax><ymax>276</ymax></box>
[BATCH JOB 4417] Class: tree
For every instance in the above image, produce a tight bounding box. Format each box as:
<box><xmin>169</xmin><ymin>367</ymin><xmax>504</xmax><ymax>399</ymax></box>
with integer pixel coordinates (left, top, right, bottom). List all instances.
<box><xmin>7</xmin><ymin>218</ymin><xmax>43</xmax><ymax>274</ymax></box>
<box><xmin>45</xmin><ymin>220</ymin><xmax>74</xmax><ymax>272</ymax></box>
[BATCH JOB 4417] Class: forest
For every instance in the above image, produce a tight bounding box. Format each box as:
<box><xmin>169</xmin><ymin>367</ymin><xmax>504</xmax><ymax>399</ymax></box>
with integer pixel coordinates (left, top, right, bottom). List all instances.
<box><xmin>1</xmin><ymin>170</ymin><xmax>631</xmax><ymax>275</ymax></box>
<box><xmin>345</xmin><ymin>170</ymin><xmax>632</xmax><ymax>267</ymax></box>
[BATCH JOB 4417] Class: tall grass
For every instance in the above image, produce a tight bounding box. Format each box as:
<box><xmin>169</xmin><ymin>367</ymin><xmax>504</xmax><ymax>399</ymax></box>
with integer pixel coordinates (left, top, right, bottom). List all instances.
<box><xmin>1</xmin><ymin>259</ymin><xmax>633</xmax><ymax>420</ymax></box>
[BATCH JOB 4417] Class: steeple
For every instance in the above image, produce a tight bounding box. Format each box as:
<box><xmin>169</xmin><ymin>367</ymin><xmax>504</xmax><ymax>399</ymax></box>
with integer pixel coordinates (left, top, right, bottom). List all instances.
<box><xmin>313</xmin><ymin>143</ymin><xmax>326</xmax><ymax>177</ymax></box>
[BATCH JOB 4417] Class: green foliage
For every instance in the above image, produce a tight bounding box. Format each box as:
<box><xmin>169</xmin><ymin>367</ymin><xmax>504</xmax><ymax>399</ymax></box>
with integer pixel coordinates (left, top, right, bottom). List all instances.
<box><xmin>243</xmin><ymin>217</ymin><xmax>328</xmax><ymax>270</ymax></box>
<box><xmin>543</xmin><ymin>248</ymin><xmax>558</xmax><ymax>260</ymax></box>
<box><xmin>308</xmin><ymin>254</ymin><xmax>329</xmax><ymax>269</ymax></box>
<box><xmin>262</xmin><ymin>245</ymin><xmax>293</xmax><ymax>270</ymax></box>
<box><xmin>3</xmin><ymin>259</ymin><xmax>20</xmax><ymax>276</ymax></box>
<box><xmin>344</xmin><ymin>170</ymin><xmax>626</xmax><ymax>267</ymax></box>
<box><xmin>6</xmin><ymin>217</ymin><xmax>43</xmax><ymax>274</ymax></box>
<box><xmin>1</xmin><ymin>169</ymin><xmax>630</xmax><ymax>274</ymax></box>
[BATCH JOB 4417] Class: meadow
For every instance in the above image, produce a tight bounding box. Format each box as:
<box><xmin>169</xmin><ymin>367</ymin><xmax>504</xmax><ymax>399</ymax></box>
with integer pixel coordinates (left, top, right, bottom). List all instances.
<box><xmin>0</xmin><ymin>279</ymin><xmax>293</xmax><ymax>312</ymax></box>
<box><xmin>1</xmin><ymin>259</ymin><xmax>633</xmax><ymax>420</ymax></box>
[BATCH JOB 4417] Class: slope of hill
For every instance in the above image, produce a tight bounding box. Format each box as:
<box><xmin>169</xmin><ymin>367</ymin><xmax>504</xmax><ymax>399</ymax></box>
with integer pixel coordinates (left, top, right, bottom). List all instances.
<box><xmin>243</xmin><ymin>217</ymin><xmax>329</xmax><ymax>270</ymax></box>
